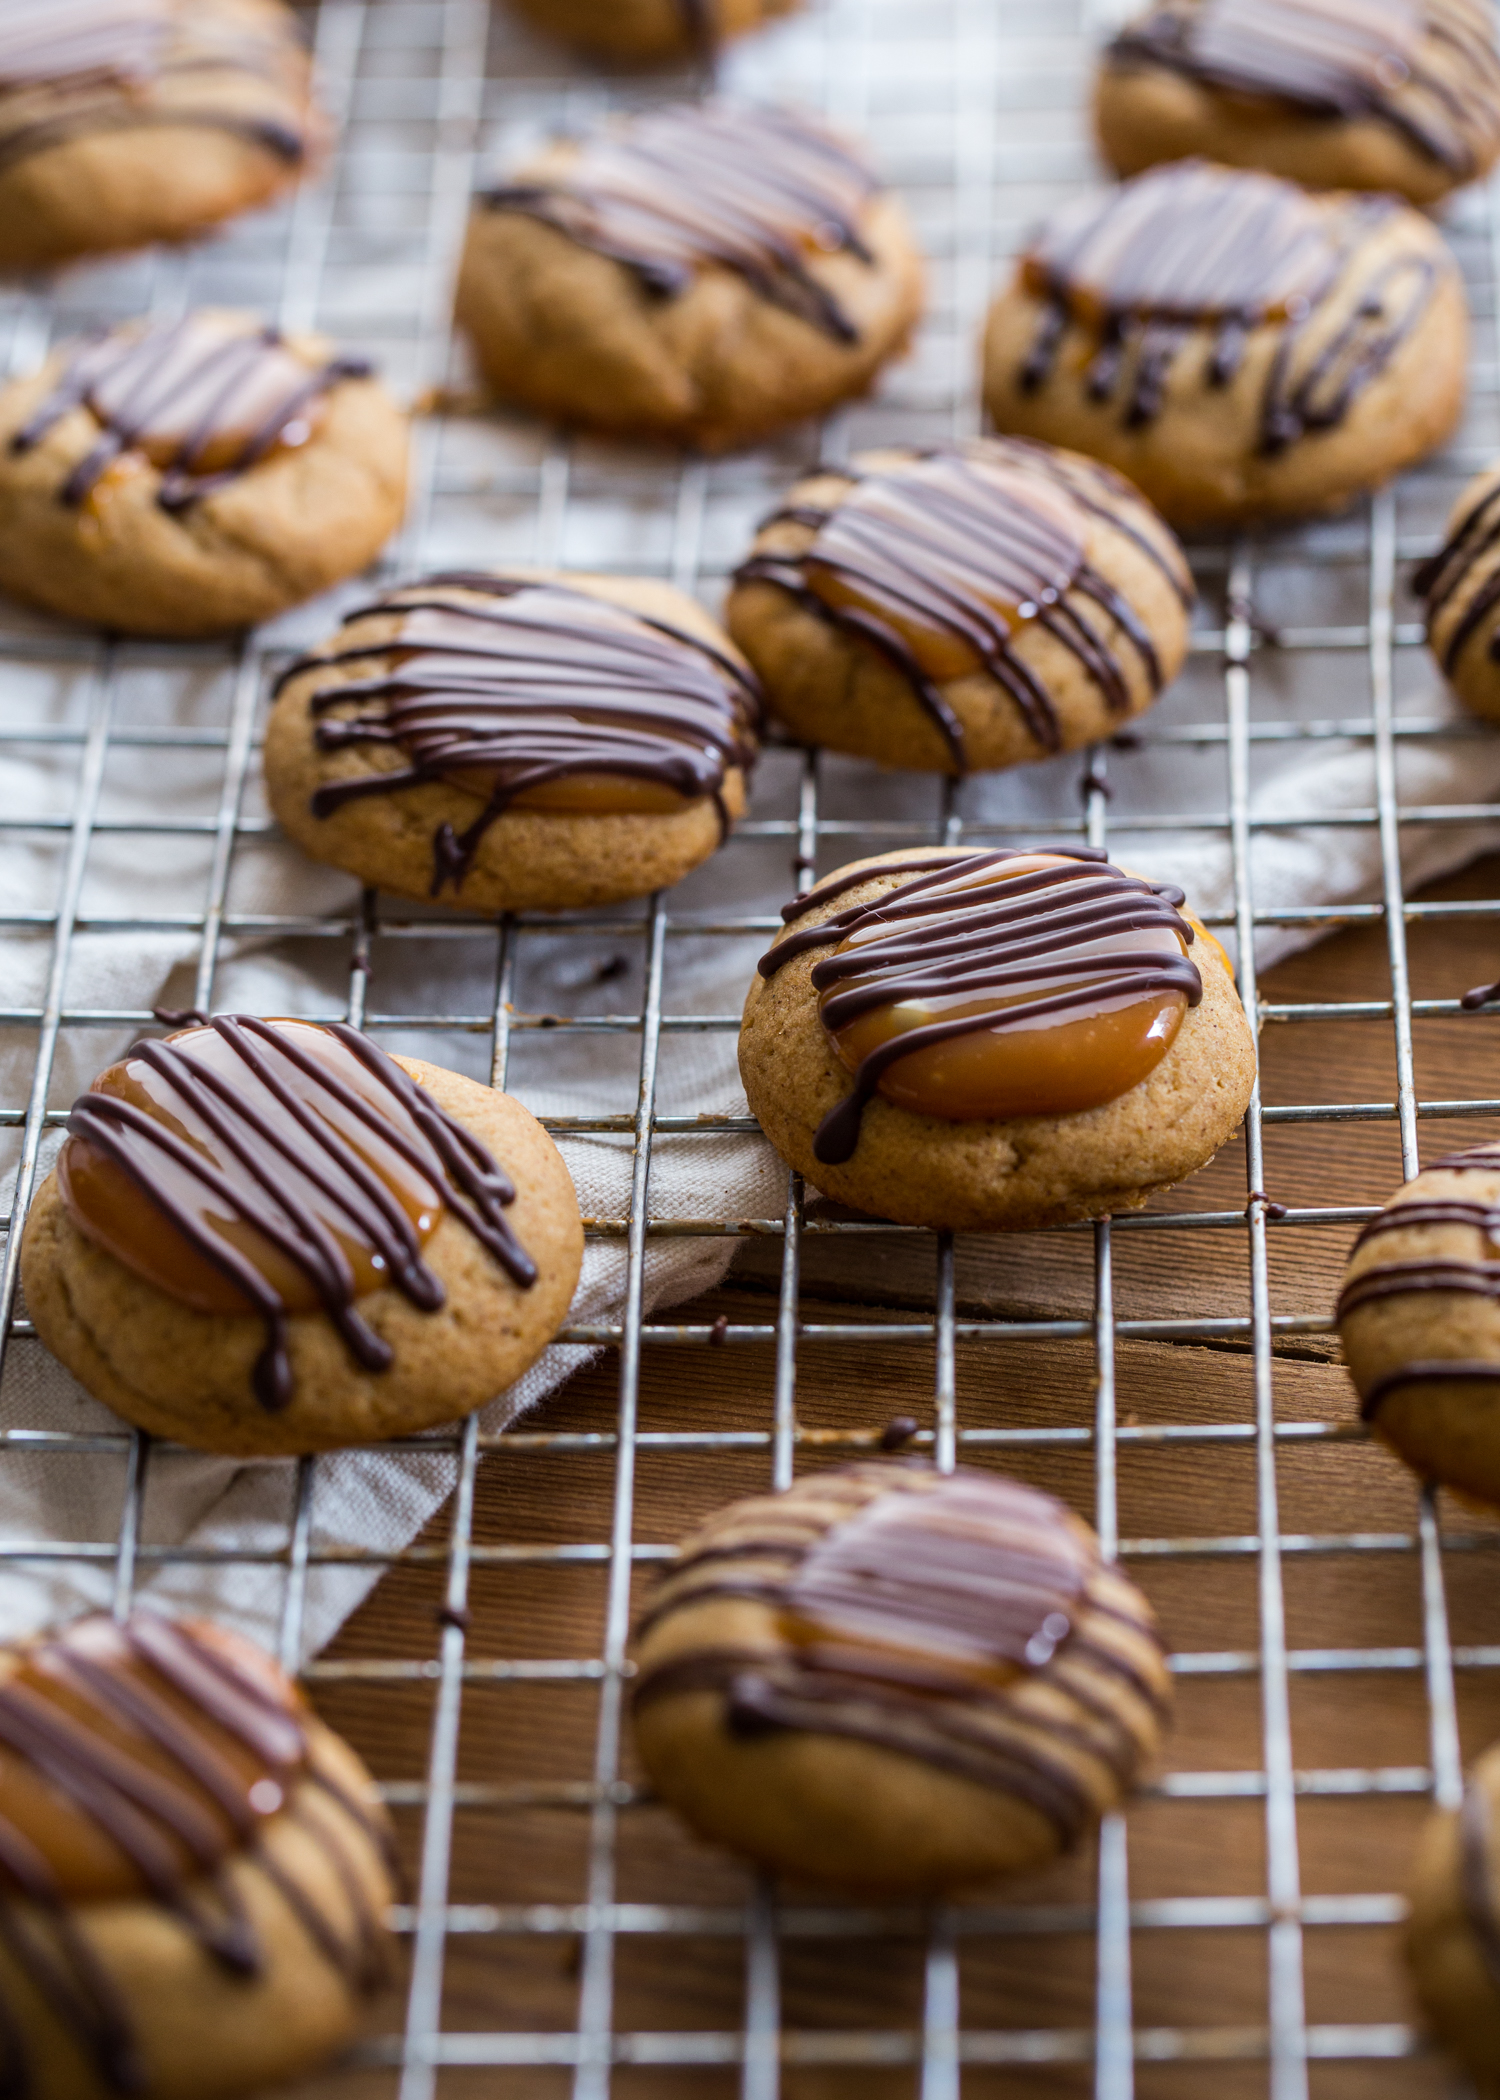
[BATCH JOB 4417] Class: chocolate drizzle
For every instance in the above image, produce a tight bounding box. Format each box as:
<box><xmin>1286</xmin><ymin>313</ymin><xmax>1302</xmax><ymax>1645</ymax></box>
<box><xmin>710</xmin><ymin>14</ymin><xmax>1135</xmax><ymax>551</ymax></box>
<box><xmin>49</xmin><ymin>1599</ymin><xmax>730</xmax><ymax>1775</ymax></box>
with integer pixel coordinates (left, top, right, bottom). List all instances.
<box><xmin>59</xmin><ymin>1015</ymin><xmax>537</xmax><ymax>1412</ymax></box>
<box><xmin>478</xmin><ymin>102</ymin><xmax>880</xmax><ymax>343</ymax></box>
<box><xmin>0</xmin><ymin>1610</ymin><xmax>392</xmax><ymax>2097</ymax></box>
<box><xmin>632</xmin><ymin>1463</ymin><xmax>1168</xmax><ymax>1842</ymax></box>
<box><xmin>10</xmin><ymin>313</ymin><xmax>370</xmax><ymax>514</ymax></box>
<box><xmin>1106</xmin><ymin>0</ymin><xmax>1500</xmax><ymax>179</ymax></box>
<box><xmin>0</xmin><ymin>1</ymin><xmax>313</xmax><ymax>180</ymax></box>
<box><xmin>1338</xmin><ymin>1142</ymin><xmax>1500</xmax><ymax>1417</ymax></box>
<box><xmin>735</xmin><ymin>439</ymin><xmax>1191</xmax><ymax>765</ymax></box>
<box><xmin>1017</xmin><ymin>160</ymin><xmax>1434</xmax><ymax>448</ymax></box>
<box><xmin>1414</xmin><ymin>474</ymin><xmax>1500</xmax><ymax>675</ymax></box>
<box><xmin>757</xmin><ymin>848</ymin><xmax>1202</xmax><ymax>1165</ymax></box>
<box><xmin>282</xmin><ymin>573</ymin><xmax>761</xmax><ymax>899</ymax></box>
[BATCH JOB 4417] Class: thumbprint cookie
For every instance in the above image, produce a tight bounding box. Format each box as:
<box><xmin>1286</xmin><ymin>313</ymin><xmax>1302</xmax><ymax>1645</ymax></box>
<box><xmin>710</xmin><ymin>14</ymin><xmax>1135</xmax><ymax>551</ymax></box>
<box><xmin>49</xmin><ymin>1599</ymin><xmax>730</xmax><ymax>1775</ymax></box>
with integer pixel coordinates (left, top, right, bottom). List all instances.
<box><xmin>0</xmin><ymin>1608</ymin><xmax>396</xmax><ymax>2100</ymax></box>
<box><xmin>726</xmin><ymin>436</ymin><xmax>1193</xmax><ymax>775</ymax></box>
<box><xmin>1416</xmin><ymin>458</ymin><xmax>1500</xmax><ymax>723</ymax></box>
<box><xmin>1338</xmin><ymin>1142</ymin><xmax>1500</xmax><ymax>1506</ymax></box>
<box><xmin>1095</xmin><ymin>0</ymin><xmax>1500</xmax><ymax>208</ymax></box>
<box><xmin>0</xmin><ymin>0</ymin><xmax>326</xmax><ymax>271</ymax></box>
<box><xmin>982</xmin><ymin>159</ymin><xmax>1467</xmax><ymax>529</ymax></box>
<box><xmin>1407</xmin><ymin>1740</ymin><xmax>1500</xmax><ymax>2093</ymax></box>
<box><xmin>263</xmin><ymin>568</ymin><xmax>762</xmax><ymax>914</ymax></box>
<box><xmin>508</xmin><ymin>0</ymin><xmax>800</xmax><ymax>64</ymax></box>
<box><xmin>0</xmin><ymin>310</ymin><xmax>408</xmax><ymax>637</ymax></box>
<box><xmin>739</xmin><ymin>846</ymin><xmax>1256</xmax><ymax>1231</ymax></box>
<box><xmin>21</xmin><ymin>1016</ymin><xmax>584</xmax><ymax>1455</ymax></box>
<box><xmin>454</xmin><ymin>102</ymin><xmax>924</xmax><ymax>453</ymax></box>
<box><xmin>632</xmin><ymin>1462</ymin><xmax>1171</xmax><ymax>1894</ymax></box>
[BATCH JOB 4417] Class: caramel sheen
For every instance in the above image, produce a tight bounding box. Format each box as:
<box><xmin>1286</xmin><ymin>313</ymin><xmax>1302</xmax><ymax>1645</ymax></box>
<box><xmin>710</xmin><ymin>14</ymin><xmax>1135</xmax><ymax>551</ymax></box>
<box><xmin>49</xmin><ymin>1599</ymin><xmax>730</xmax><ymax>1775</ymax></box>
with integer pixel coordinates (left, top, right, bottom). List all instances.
<box><xmin>59</xmin><ymin>1019</ymin><xmax>444</xmax><ymax>1317</ymax></box>
<box><xmin>800</xmin><ymin>451</ymin><xmax>1087</xmax><ymax>684</ymax></box>
<box><xmin>820</xmin><ymin>855</ymin><xmax>1191</xmax><ymax>1121</ymax></box>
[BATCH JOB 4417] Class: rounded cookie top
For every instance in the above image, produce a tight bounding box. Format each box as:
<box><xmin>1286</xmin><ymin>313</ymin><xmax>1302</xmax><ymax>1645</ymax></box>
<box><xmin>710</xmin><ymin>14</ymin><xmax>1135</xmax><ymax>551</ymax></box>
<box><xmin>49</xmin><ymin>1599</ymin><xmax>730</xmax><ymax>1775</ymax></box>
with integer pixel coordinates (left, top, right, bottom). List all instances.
<box><xmin>0</xmin><ymin>0</ymin><xmax>323</xmax><ymax>264</ymax></box>
<box><xmin>508</xmin><ymin>0</ymin><xmax>801</xmax><ymax>63</ymax></box>
<box><xmin>1097</xmin><ymin>0</ymin><xmax>1500</xmax><ymax>203</ymax></box>
<box><xmin>982</xmin><ymin>158</ymin><xmax>1466</xmax><ymax>526</ymax></box>
<box><xmin>0</xmin><ymin>308</ymin><xmax>408</xmax><ymax>635</ymax></box>
<box><xmin>54</xmin><ymin>1014</ymin><xmax>540</xmax><ymax>1413</ymax></box>
<box><xmin>1407</xmin><ymin>1740</ymin><xmax>1500</xmax><ymax>2091</ymax></box>
<box><xmin>0</xmin><ymin>1607</ymin><xmax>394</xmax><ymax>2091</ymax></box>
<box><xmin>455</xmin><ymin>101</ymin><xmax>925</xmax><ymax>451</ymax></box>
<box><xmin>631</xmin><ymin>1461</ymin><xmax>1169</xmax><ymax>1892</ymax></box>
<box><xmin>1416</xmin><ymin>457</ymin><xmax>1500</xmax><ymax>722</ymax></box>
<box><xmin>728</xmin><ymin>435</ymin><xmax>1192</xmax><ymax>773</ymax></box>
<box><xmin>739</xmin><ymin>845</ymin><xmax>1256</xmax><ymax>1230</ymax></box>
<box><xmin>1338</xmin><ymin>1139</ymin><xmax>1500</xmax><ymax>1503</ymax></box>
<box><xmin>265</xmin><ymin>569</ymin><xmax>762</xmax><ymax>912</ymax></box>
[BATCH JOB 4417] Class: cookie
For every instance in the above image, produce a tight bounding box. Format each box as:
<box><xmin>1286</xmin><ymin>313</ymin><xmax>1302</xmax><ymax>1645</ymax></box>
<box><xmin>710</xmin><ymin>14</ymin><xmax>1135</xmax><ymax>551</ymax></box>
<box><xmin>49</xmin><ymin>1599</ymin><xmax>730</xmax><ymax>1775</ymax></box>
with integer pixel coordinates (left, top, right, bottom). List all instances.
<box><xmin>0</xmin><ymin>309</ymin><xmax>408</xmax><ymax>637</ymax></box>
<box><xmin>1095</xmin><ymin>0</ymin><xmax>1500</xmax><ymax>208</ymax></box>
<box><xmin>1337</xmin><ymin>1141</ymin><xmax>1500</xmax><ymax>1506</ymax></box>
<box><xmin>454</xmin><ymin>101</ymin><xmax>924</xmax><ymax>453</ymax></box>
<box><xmin>631</xmin><ymin>1461</ymin><xmax>1170</xmax><ymax>1895</ymax></box>
<box><xmin>1416</xmin><ymin>459</ymin><xmax>1500</xmax><ymax>724</ymax></box>
<box><xmin>0</xmin><ymin>1607</ymin><xmax>395</xmax><ymax>2100</ymax></box>
<box><xmin>21</xmin><ymin>1014</ymin><xmax>584</xmax><ymax>1455</ymax></box>
<box><xmin>508</xmin><ymin>0</ymin><xmax>800</xmax><ymax>64</ymax></box>
<box><xmin>0</xmin><ymin>1</ymin><xmax>325</xmax><ymax>271</ymax></box>
<box><xmin>981</xmin><ymin>159</ymin><xmax>1467</xmax><ymax>529</ymax></box>
<box><xmin>739</xmin><ymin>846</ymin><xmax>1256</xmax><ymax>1231</ymax></box>
<box><xmin>1406</xmin><ymin>1741</ymin><xmax>1500</xmax><ymax>2093</ymax></box>
<box><xmin>263</xmin><ymin>568</ymin><xmax>761</xmax><ymax>914</ymax></box>
<box><xmin>726</xmin><ymin>436</ymin><xmax>1193</xmax><ymax>775</ymax></box>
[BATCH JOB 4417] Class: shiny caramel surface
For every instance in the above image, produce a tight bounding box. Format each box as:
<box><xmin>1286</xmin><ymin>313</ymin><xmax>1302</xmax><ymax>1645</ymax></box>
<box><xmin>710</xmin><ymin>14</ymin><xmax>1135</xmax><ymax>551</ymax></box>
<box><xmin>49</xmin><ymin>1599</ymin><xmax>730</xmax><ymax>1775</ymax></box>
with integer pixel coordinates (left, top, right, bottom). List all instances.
<box><xmin>800</xmin><ymin>450</ymin><xmax>1087</xmax><ymax>685</ymax></box>
<box><xmin>58</xmin><ymin>1019</ymin><xmax>444</xmax><ymax>1316</ymax></box>
<box><xmin>816</xmin><ymin>853</ymin><xmax>1193</xmax><ymax>1122</ymax></box>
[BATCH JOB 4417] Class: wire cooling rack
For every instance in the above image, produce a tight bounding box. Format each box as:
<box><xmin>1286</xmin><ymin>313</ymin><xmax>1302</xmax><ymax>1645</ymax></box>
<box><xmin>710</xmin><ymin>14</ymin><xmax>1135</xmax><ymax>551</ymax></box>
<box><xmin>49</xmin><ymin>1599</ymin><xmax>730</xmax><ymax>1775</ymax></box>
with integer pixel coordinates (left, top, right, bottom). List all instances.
<box><xmin>8</xmin><ymin>0</ymin><xmax>1500</xmax><ymax>2095</ymax></box>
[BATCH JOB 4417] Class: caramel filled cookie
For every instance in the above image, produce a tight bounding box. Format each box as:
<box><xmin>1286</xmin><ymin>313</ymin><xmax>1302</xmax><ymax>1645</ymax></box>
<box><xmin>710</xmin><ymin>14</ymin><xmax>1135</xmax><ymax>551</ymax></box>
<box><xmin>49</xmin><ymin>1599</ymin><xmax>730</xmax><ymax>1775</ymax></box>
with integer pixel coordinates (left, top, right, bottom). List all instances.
<box><xmin>454</xmin><ymin>102</ymin><xmax>924</xmax><ymax>452</ymax></box>
<box><xmin>632</xmin><ymin>1461</ymin><xmax>1170</xmax><ymax>1894</ymax></box>
<box><xmin>1095</xmin><ymin>0</ymin><xmax>1500</xmax><ymax>207</ymax></box>
<box><xmin>21</xmin><ymin>1015</ymin><xmax>583</xmax><ymax>1454</ymax></box>
<box><xmin>508</xmin><ymin>0</ymin><xmax>800</xmax><ymax>64</ymax></box>
<box><xmin>726</xmin><ymin>436</ymin><xmax>1192</xmax><ymax>774</ymax></box>
<box><xmin>1338</xmin><ymin>1141</ymin><xmax>1500</xmax><ymax>1505</ymax></box>
<box><xmin>982</xmin><ymin>159</ymin><xmax>1467</xmax><ymax>528</ymax></box>
<box><xmin>0</xmin><ymin>0</ymin><xmax>325</xmax><ymax>271</ymax></box>
<box><xmin>0</xmin><ymin>1607</ymin><xmax>395</xmax><ymax>2100</ymax></box>
<box><xmin>264</xmin><ymin>568</ymin><xmax>761</xmax><ymax>914</ymax></box>
<box><xmin>739</xmin><ymin>846</ymin><xmax>1255</xmax><ymax>1231</ymax></box>
<box><xmin>1416</xmin><ymin>459</ymin><xmax>1500</xmax><ymax>723</ymax></box>
<box><xmin>0</xmin><ymin>310</ymin><xmax>408</xmax><ymax>636</ymax></box>
<box><xmin>1407</xmin><ymin>1742</ymin><xmax>1500</xmax><ymax>2092</ymax></box>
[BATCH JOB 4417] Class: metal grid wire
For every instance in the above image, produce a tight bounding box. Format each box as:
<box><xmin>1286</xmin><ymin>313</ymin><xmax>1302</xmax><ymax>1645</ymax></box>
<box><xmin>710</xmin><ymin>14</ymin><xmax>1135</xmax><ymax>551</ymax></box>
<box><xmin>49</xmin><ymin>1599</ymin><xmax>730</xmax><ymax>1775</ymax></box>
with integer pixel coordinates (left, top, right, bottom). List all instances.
<box><xmin>5</xmin><ymin>0</ymin><xmax>1500</xmax><ymax>2093</ymax></box>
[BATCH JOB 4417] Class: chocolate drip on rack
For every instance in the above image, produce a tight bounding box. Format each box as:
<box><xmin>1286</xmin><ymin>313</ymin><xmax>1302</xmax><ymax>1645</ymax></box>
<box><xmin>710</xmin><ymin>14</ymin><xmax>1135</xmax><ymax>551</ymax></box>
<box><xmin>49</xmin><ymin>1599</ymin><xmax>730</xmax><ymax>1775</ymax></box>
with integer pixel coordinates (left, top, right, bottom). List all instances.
<box><xmin>1017</xmin><ymin>161</ymin><xmax>1432</xmax><ymax>450</ymax></box>
<box><xmin>1107</xmin><ymin>0</ymin><xmax>1500</xmax><ymax>178</ymax></box>
<box><xmin>10</xmin><ymin>313</ymin><xmax>369</xmax><ymax>514</ymax></box>
<box><xmin>735</xmin><ymin>440</ymin><xmax>1191</xmax><ymax>765</ymax></box>
<box><xmin>758</xmin><ymin>848</ymin><xmax>1201</xmax><ymax>1164</ymax></box>
<box><xmin>632</xmin><ymin>1463</ymin><xmax>1167</xmax><ymax>1842</ymax></box>
<box><xmin>478</xmin><ymin>102</ymin><xmax>879</xmax><ymax>343</ymax></box>
<box><xmin>0</xmin><ymin>3</ymin><xmax>312</xmax><ymax>178</ymax></box>
<box><xmin>1337</xmin><ymin>1142</ymin><xmax>1500</xmax><ymax>1417</ymax></box>
<box><xmin>1414</xmin><ymin>477</ymin><xmax>1500</xmax><ymax>674</ymax></box>
<box><xmin>287</xmin><ymin>574</ymin><xmax>762</xmax><ymax>898</ymax></box>
<box><xmin>60</xmin><ymin>1015</ymin><xmax>536</xmax><ymax>1412</ymax></box>
<box><xmin>0</xmin><ymin>1611</ymin><xmax>391</xmax><ymax>2097</ymax></box>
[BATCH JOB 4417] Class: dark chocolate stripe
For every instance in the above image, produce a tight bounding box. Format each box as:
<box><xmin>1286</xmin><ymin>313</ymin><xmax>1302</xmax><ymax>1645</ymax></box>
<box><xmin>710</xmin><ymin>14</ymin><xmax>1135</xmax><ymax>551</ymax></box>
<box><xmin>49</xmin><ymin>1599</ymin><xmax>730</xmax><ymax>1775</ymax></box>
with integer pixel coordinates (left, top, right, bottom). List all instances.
<box><xmin>1106</xmin><ymin>0</ymin><xmax>1500</xmax><ymax>178</ymax></box>
<box><xmin>289</xmin><ymin>574</ymin><xmax>761</xmax><ymax>899</ymax></box>
<box><xmin>479</xmin><ymin>102</ymin><xmax>879</xmax><ymax>344</ymax></box>
<box><xmin>63</xmin><ymin>1015</ymin><xmax>536</xmax><ymax>1413</ymax></box>
<box><xmin>759</xmin><ymin>848</ymin><xmax>1200</xmax><ymax>1165</ymax></box>
<box><xmin>1016</xmin><ymin>161</ymin><xmax>1429</xmax><ymax>447</ymax></box>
